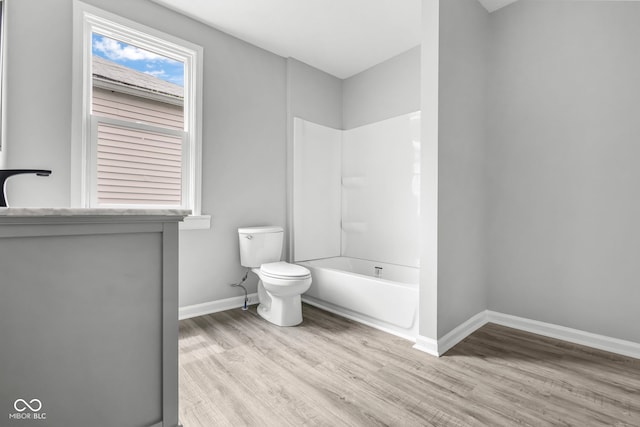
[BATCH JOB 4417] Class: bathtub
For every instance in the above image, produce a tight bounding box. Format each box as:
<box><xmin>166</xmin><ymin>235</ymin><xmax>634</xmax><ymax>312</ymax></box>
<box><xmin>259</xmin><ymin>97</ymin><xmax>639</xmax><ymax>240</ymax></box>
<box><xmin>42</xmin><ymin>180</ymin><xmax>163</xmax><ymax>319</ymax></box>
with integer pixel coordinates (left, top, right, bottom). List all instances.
<box><xmin>299</xmin><ymin>257</ymin><xmax>419</xmax><ymax>340</ymax></box>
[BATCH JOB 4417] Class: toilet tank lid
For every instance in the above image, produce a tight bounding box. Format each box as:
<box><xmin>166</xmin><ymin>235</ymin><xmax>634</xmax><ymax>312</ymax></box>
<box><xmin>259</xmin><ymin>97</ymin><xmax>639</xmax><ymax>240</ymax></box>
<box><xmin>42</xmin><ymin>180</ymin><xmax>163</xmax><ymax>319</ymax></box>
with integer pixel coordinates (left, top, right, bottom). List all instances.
<box><xmin>238</xmin><ymin>226</ymin><xmax>283</xmax><ymax>234</ymax></box>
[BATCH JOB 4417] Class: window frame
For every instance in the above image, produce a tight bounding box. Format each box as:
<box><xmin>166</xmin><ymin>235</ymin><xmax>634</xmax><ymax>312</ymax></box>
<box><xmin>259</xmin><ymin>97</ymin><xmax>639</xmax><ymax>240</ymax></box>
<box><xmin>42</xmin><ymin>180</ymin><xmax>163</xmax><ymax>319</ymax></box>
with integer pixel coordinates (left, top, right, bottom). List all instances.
<box><xmin>72</xmin><ymin>1</ymin><xmax>204</xmax><ymax>221</ymax></box>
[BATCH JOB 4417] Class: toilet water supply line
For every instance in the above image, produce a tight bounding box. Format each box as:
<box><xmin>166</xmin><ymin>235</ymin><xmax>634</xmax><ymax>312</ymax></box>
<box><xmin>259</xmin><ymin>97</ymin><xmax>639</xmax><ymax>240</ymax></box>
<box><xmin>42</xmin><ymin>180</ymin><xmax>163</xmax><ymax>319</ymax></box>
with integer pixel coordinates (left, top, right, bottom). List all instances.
<box><xmin>230</xmin><ymin>268</ymin><xmax>251</xmax><ymax>310</ymax></box>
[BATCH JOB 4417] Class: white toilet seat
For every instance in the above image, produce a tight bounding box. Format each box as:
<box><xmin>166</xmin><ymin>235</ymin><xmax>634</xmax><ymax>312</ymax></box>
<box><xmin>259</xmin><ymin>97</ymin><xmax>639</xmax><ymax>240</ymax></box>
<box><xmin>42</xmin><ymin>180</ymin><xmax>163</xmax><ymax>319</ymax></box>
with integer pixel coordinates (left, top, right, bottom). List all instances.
<box><xmin>260</xmin><ymin>261</ymin><xmax>311</xmax><ymax>280</ymax></box>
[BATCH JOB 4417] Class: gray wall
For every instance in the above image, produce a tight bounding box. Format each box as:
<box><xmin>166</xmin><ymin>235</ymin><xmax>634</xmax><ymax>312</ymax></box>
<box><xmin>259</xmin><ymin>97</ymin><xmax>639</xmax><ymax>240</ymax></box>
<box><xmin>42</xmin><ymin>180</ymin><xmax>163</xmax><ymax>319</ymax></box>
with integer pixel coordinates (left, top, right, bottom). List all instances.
<box><xmin>419</xmin><ymin>0</ymin><xmax>440</xmax><ymax>340</ymax></box>
<box><xmin>437</xmin><ymin>0</ymin><xmax>489</xmax><ymax>337</ymax></box>
<box><xmin>4</xmin><ymin>0</ymin><xmax>72</xmax><ymax>207</ymax></box>
<box><xmin>487</xmin><ymin>1</ymin><xmax>640</xmax><ymax>343</ymax></box>
<box><xmin>4</xmin><ymin>0</ymin><xmax>287</xmax><ymax>307</ymax></box>
<box><xmin>343</xmin><ymin>46</ymin><xmax>421</xmax><ymax>130</ymax></box>
<box><xmin>287</xmin><ymin>58</ymin><xmax>343</xmax><ymax>130</ymax></box>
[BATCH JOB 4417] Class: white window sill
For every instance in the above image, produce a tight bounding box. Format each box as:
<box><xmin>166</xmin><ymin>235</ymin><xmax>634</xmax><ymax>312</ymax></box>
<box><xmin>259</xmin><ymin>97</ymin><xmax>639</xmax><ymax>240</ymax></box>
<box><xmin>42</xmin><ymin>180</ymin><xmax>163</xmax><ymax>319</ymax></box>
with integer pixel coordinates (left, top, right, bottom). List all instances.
<box><xmin>180</xmin><ymin>214</ymin><xmax>211</xmax><ymax>230</ymax></box>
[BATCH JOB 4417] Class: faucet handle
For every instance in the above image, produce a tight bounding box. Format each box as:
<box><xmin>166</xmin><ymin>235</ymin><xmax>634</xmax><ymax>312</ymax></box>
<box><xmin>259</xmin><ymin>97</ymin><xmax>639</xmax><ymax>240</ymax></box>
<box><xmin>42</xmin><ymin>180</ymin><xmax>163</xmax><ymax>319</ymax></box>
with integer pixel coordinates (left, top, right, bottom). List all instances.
<box><xmin>374</xmin><ymin>266</ymin><xmax>383</xmax><ymax>277</ymax></box>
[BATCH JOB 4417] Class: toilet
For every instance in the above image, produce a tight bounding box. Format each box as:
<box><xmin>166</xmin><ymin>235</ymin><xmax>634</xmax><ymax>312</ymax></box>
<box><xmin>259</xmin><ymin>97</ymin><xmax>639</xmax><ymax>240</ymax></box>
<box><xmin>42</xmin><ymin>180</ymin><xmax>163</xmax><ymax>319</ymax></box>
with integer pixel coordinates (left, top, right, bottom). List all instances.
<box><xmin>238</xmin><ymin>226</ymin><xmax>312</xmax><ymax>326</ymax></box>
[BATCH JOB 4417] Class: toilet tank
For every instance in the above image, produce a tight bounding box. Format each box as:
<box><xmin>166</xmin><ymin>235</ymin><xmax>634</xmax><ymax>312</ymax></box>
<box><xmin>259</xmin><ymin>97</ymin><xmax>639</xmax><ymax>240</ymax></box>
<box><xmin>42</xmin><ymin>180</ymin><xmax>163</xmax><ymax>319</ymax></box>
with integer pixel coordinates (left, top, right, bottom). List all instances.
<box><xmin>238</xmin><ymin>226</ymin><xmax>284</xmax><ymax>267</ymax></box>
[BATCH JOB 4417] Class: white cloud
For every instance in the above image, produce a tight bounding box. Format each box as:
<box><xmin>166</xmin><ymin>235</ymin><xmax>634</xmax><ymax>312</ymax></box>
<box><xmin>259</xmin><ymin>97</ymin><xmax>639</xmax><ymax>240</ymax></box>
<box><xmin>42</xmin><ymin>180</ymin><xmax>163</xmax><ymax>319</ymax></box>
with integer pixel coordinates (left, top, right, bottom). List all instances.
<box><xmin>93</xmin><ymin>36</ymin><xmax>174</xmax><ymax>63</ymax></box>
<box><xmin>144</xmin><ymin>70</ymin><xmax>167</xmax><ymax>78</ymax></box>
<box><xmin>144</xmin><ymin>69</ymin><xmax>183</xmax><ymax>86</ymax></box>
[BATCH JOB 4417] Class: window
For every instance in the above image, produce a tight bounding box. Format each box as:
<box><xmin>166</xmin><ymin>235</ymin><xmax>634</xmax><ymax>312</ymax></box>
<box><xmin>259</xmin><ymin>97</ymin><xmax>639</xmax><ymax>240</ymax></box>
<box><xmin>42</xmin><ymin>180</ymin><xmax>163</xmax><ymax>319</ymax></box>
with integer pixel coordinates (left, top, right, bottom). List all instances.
<box><xmin>91</xmin><ymin>33</ymin><xmax>185</xmax><ymax>207</ymax></box>
<box><xmin>72</xmin><ymin>2</ymin><xmax>205</xmax><ymax>225</ymax></box>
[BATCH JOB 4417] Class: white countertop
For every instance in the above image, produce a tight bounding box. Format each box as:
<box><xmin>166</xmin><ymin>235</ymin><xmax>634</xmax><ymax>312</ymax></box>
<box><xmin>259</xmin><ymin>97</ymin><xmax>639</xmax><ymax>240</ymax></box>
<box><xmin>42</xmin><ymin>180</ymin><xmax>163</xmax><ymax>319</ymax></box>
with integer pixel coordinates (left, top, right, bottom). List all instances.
<box><xmin>0</xmin><ymin>207</ymin><xmax>191</xmax><ymax>217</ymax></box>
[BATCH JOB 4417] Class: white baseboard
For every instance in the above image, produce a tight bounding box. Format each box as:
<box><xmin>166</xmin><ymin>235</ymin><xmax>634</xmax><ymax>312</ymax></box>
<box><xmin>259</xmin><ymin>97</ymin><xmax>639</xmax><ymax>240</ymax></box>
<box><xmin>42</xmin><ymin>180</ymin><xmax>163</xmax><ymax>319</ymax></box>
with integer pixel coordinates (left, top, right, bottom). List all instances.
<box><xmin>487</xmin><ymin>311</ymin><xmax>640</xmax><ymax>360</ymax></box>
<box><xmin>413</xmin><ymin>311</ymin><xmax>488</xmax><ymax>357</ymax></box>
<box><xmin>413</xmin><ymin>310</ymin><xmax>640</xmax><ymax>360</ymax></box>
<box><xmin>179</xmin><ymin>293</ymin><xmax>258</xmax><ymax>320</ymax></box>
<box><xmin>438</xmin><ymin>311</ymin><xmax>489</xmax><ymax>355</ymax></box>
<box><xmin>413</xmin><ymin>335</ymin><xmax>439</xmax><ymax>357</ymax></box>
<box><xmin>180</xmin><ymin>296</ymin><xmax>640</xmax><ymax>360</ymax></box>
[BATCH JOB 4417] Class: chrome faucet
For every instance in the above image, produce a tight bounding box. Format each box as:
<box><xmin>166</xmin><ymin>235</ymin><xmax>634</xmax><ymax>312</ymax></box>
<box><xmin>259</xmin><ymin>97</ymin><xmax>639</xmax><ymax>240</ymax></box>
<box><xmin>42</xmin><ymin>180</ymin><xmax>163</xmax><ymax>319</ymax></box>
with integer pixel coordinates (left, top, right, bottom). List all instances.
<box><xmin>0</xmin><ymin>169</ymin><xmax>52</xmax><ymax>207</ymax></box>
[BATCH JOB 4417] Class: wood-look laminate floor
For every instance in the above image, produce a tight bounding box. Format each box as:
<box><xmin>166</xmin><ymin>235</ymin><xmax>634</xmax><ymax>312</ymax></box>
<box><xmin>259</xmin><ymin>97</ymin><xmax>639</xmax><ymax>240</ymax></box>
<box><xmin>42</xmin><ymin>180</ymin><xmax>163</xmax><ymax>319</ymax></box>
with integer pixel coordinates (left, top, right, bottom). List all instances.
<box><xmin>179</xmin><ymin>304</ymin><xmax>640</xmax><ymax>426</ymax></box>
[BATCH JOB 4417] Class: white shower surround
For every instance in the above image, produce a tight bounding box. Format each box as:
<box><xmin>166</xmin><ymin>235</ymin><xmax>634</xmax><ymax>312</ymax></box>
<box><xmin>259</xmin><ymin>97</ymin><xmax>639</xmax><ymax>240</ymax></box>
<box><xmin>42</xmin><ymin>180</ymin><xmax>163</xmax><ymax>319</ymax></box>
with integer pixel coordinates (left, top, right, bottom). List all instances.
<box><xmin>293</xmin><ymin>112</ymin><xmax>421</xmax><ymax>266</ymax></box>
<box><xmin>292</xmin><ymin>113</ymin><xmax>421</xmax><ymax>338</ymax></box>
<box><xmin>292</xmin><ymin>119</ymin><xmax>342</xmax><ymax>261</ymax></box>
<box><xmin>341</xmin><ymin>112</ymin><xmax>421</xmax><ymax>267</ymax></box>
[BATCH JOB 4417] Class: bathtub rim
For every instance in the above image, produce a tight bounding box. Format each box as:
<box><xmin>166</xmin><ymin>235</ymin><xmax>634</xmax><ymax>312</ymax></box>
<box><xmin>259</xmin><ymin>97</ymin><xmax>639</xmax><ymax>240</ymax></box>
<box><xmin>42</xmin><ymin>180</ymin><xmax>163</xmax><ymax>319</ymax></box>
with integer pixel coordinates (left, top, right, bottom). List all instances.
<box><xmin>299</xmin><ymin>256</ymin><xmax>419</xmax><ymax>288</ymax></box>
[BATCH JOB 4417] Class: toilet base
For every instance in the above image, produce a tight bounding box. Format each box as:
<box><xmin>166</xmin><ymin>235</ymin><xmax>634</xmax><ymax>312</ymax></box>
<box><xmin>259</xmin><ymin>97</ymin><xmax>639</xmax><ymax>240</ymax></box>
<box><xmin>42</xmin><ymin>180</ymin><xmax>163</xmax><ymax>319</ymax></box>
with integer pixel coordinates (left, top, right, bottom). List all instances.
<box><xmin>257</xmin><ymin>294</ymin><xmax>303</xmax><ymax>327</ymax></box>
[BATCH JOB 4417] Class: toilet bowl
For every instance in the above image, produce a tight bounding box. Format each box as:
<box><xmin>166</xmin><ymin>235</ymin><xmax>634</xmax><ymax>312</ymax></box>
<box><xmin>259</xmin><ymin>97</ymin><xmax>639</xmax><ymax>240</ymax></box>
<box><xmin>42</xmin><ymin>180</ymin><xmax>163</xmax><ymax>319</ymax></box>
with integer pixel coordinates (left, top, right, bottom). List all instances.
<box><xmin>238</xmin><ymin>226</ymin><xmax>312</xmax><ymax>326</ymax></box>
<box><xmin>254</xmin><ymin>262</ymin><xmax>312</xmax><ymax>326</ymax></box>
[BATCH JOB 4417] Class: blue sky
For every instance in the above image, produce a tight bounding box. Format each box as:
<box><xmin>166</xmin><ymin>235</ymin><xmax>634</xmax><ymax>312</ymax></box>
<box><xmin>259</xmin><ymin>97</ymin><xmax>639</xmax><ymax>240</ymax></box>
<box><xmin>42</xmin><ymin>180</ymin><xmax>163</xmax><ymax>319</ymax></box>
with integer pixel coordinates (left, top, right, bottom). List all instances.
<box><xmin>92</xmin><ymin>33</ymin><xmax>184</xmax><ymax>87</ymax></box>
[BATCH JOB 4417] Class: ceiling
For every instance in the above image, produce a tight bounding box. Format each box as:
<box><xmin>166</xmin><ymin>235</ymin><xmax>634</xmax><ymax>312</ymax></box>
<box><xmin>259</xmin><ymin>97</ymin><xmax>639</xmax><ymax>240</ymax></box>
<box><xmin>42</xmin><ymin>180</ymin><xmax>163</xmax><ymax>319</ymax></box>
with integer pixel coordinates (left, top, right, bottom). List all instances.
<box><xmin>152</xmin><ymin>0</ymin><xmax>518</xmax><ymax>79</ymax></box>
